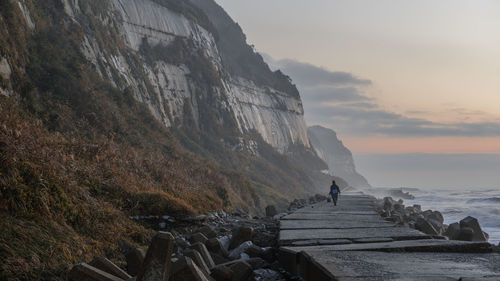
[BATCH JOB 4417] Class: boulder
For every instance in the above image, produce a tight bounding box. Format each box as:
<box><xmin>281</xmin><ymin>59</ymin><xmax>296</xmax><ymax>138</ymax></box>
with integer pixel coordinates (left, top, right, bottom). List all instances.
<box><xmin>183</xmin><ymin>249</ymin><xmax>210</xmax><ymax>274</ymax></box>
<box><xmin>413</xmin><ymin>204</ymin><xmax>422</xmax><ymax>213</ymax></box>
<box><xmin>125</xmin><ymin>248</ymin><xmax>145</xmax><ymax>276</ymax></box>
<box><xmin>427</xmin><ymin>218</ymin><xmax>444</xmax><ymax>235</ymax></box>
<box><xmin>405</xmin><ymin>206</ymin><xmax>415</xmax><ymax>214</ymax></box>
<box><xmin>69</xmin><ymin>263</ymin><xmax>124</xmax><ymax>281</ymax></box>
<box><xmin>170</xmin><ymin>257</ymin><xmax>211</xmax><ymax>281</ymax></box>
<box><xmin>252</xmin><ymin>231</ymin><xmax>276</xmax><ymax>248</ymax></box>
<box><xmin>383</xmin><ymin>197</ymin><xmax>394</xmax><ymax>212</ymax></box>
<box><xmin>422</xmin><ymin>210</ymin><xmax>433</xmax><ymax>218</ymax></box>
<box><xmin>428</xmin><ymin>211</ymin><xmax>444</xmax><ymax>224</ymax></box>
<box><xmin>444</xmin><ymin>222</ymin><xmax>461</xmax><ymax>240</ymax></box>
<box><xmin>460</xmin><ymin>216</ymin><xmax>488</xmax><ymax>241</ymax></box>
<box><xmin>233</xmin><ymin>208</ymin><xmax>250</xmax><ymax>218</ymax></box>
<box><xmin>211</xmin><ymin>253</ymin><xmax>230</xmax><ymax>265</ymax></box>
<box><xmin>393</xmin><ymin>203</ymin><xmax>405</xmax><ymax>213</ymax></box>
<box><xmin>244</xmin><ymin>245</ymin><xmax>264</xmax><ymax>258</ymax></box>
<box><xmin>89</xmin><ymin>257</ymin><xmax>131</xmax><ymax>280</ymax></box>
<box><xmin>388</xmin><ymin>213</ymin><xmax>403</xmax><ymax>223</ymax></box>
<box><xmin>229</xmin><ymin>226</ymin><xmax>254</xmax><ymax>250</ymax></box>
<box><xmin>228</xmin><ymin>260</ymin><xmax>252</xmax><ymax>281</ymax></box>
<box><xmin>206</xmin><ymin>238</ymin><xmax>229</xmax><ymax>257</ymax></box>
<box><xmin>245</xmin><ymin>257</ymin><xmax>269</xmax><ymax>269</ymax></box>
<box><xmin>415</xmin><ymin>217</ymin><xmax>439</xmax><ymax>235</ymax></box>
<box><xmin>137</xmin><ymin>231</ymin><xmax>174</xmax><ymax>281</ymax></box>
<box><xmin>210</xmin><ymin>265</ymin><xmax>233</xmax><ymax>281</ymax></box>
<box><xmin>252</xmin><ymin>269</ymin><xmax>281</xmax><ymax>281</ymax></box>
<box><xmin>380</xmin><ymin>210</ymin><xmax>391</xmax><ymax>218</ymax></box>
<box><xmin>408</xmin><ymin>221</ymin><xmax>416</xmax><ymax>229</ymax></box>
<box><xmin>457</xmin><ymin>227</ymin><xmax>474</xmax><ymax>241</ymax></box>
<box><xmin>219</xmin><ymin>236</ymin><xmax>231</xmax><ymax>251</ymax></box>
<box><xmin>265</xmin><ymin>205</ymin><xmax>277</xmax><ymax>217</ymax></box>
<box><xmin>190</xmin><ymin>233</ymin><xmax>209</xmax><ymax>244</ymax></box>
<box><xmin>189</xmin><ymin>242</ymin><xmax>215</xmax><ymax>269</ymax></box>
<box><xmin>198</xmin><ymin>226</ymin><xmax>217</xmax><ymax>239</ymax></box>
<box><xmin>174</xmin><ymin>238</ymin><xmax>191</xmax><ymax>254</ymax></box>
<box><xmin>228</xmin><ymin>241</ymin><xmax>253</xmax><ymax>260</ymax></box>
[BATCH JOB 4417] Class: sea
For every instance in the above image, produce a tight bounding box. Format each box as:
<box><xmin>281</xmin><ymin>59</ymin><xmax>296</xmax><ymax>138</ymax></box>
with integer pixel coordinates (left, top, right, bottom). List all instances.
<box><xmin>365</xmin><ymin>187</ymin><xmax>500</xmax><ymax>245</ymax></box>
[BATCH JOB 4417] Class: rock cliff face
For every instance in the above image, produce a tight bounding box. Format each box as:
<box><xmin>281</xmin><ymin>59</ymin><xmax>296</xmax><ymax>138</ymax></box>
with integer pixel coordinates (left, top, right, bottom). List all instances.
<box><xmin>0</xmin><ymin>0</ymin><xmax>340</xmax><ymax>198</ymax></box>
<box><xmin>57</xmin><ymin>0</ymin><xmax>309</xmax><ymax>153</ymax></box>
<box><xmin>308</xmin><ymin>125</ymin><xmax>371</xmax><ymax>188</ymax></box>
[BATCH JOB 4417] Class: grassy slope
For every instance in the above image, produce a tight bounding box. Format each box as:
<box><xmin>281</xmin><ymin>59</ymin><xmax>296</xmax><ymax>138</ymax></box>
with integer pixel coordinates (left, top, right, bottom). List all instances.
<box><xmin>0</xmin><ymin>1</ymin><xmax>269</xmax><ymax>279</ymax></box>
<box><xmin>0</xmin><ymin>0</ymin><xmax>321</xmax><ymax>279</ymax></box>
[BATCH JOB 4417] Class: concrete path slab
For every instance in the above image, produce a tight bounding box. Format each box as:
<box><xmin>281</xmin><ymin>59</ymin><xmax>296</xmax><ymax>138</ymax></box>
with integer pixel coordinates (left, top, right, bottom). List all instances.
<box><xmin>291</xmin><ymin>239</ymin><xmax>352</xmax><ymax>247</ymax></box>
<box><xmin>300</xmin><ymin>251</ymin><xmax>500</xmax><ymax>281</ymax></box>
<box><xmin>281</xmin><ymin>213</ymin><xmax>382</xmax><ymax>220</ymax></box>
<box><xmin>280</xmin><ymin>226</ymin><xmax>430</xmax><ymax>245</ymax></box>
<box><xmin>279</xmin><ymin>194</ymin><xmax>499</xmax><ymax>281</ymax></box>
<box><xmin>282</xmin><ymin>239</ymin><xmax>492</xmax><ymax>254</ymax></box>
<box><xmin>280</xmin><ymin>219</ymin><xmax>394</xmax><ymax>230</ymax></box>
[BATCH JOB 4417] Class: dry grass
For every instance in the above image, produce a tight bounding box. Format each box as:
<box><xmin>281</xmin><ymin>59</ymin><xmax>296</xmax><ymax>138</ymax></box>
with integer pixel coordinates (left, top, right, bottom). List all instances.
<box><xmin>0</xmin><ymin>98</ymin><xmax>245</xmax><ymax>280</ymax></box>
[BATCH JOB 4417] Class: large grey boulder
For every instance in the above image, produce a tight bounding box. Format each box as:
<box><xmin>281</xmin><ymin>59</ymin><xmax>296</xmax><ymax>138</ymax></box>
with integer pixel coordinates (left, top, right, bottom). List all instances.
<box><xmin>137</xmin><ymin>232</ymin><xmax>174</xmax><ymax>281</ymax></box>
<box><xmin>198</xmin><ymin>225</ymin><xmax>217</xmax><ymax>239</ymax></box>
<box><xmin>206</xmin><ymin>237</ymin><xmax>229</xmax><ymax>257</ymax></box>
<box><xmin>252</xmin><ymin>269</ymin><xmax>281</xmax><ymax>281</ymax></box>
<box><xmin>228</xmin><ymin>241</ymin><xmax>253</xmax><ymax>260</ymax></box>
<box><xmin>125</xmin><ymin>248</ymin><xmax>145</xmax><ymax>276</ymax></box>
<box><xmin>69</xmin><ymin>263</ymin><xmax>124</xmax><ymax>281</ymax></box>
<box><xmin>415</xmin><ymin>217</ymin><xmax>439</xmax><ymax>235</ymax></box>
<box><xmin>228</xmin><ymin>260</ymin><xmax>252</xmax><ymax>281</ymax></box>
<box><xmin>89</xmin><ymin>257</ymin><xmax>131</xmax><ymax>280</ymax></box>
<box><xmin>170</xmin><ymin>257</ymin><xmax>211</xmax><ymax>281</ymax></box>
<box><xmin>427</xmin><ymin>218</ymin><xmax>444</xmax><ymax>235</ymax></box>
<box><xmin>460</xmin><ymin>216</ymin><xmax>488</xmax><ymax>241</ymax></box>
<box><xmin>428</xmin><ymin>211</ymin><xmax>444</xmax><ymax>224</ymax></box>
<box><xmin>190</xmin><ymin>233</ymin><xmax>209</xmax><ymax>244</ymax></box>
<box><xmin>458</xmin><ymin>227</ymin><xmax>474</xmax><ymax>241</ymax></box>
<box><xmin>210</xmin><ymin>265</ymin><xmax>233</xmax><ymax>281</ymax></box>
<box><xmin>265</xmin><ymin>205</ymin><xmax>277</xmax><ymax>217</ymax></box>
<box><xmin>183</xmin><ymin>249</ymin><xmax>211</xmax><ymax>275</ymax></box>
<box><xmin>244</xmin><ymin>245</ymin><xmax>264</xmax><ymax>258</ymax></box>
<box><xmin>444</xmin><ymin>222</ymin><xmax>461</xmax><ymax>240</ymax></box>
<box><xmin>189</xmin><ymin>242</ymin><xmax>216</xmax><ymax>269</ymax></box>
<box><xmin>229</xmin><ymin>226</ymin><xmax>254</xmax><ymax>249</ymax></box>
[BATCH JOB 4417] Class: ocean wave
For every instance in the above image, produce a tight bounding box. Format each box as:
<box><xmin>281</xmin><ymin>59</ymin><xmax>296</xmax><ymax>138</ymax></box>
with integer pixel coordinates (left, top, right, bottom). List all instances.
<box><xmin>466</xmin><ymin>197</ymin><xmax>500</xmax><ymax>204</ymax></box>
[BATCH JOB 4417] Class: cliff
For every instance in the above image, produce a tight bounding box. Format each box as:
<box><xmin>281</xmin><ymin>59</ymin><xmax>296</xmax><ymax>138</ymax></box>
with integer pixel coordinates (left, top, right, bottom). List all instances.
<box><xmin>308</xmin><ymin>125</ymin><xmax>371</xmax><ymax>188</ymax></box>
<box><xmin>0</xmin><ymin>0</ymin><xmax>339</xmax><ymax>278</ymax></box>
<box><xmin>58</xmin><ymin>0</ymin><xmax>309</xmax><ymax>153</ymax></box>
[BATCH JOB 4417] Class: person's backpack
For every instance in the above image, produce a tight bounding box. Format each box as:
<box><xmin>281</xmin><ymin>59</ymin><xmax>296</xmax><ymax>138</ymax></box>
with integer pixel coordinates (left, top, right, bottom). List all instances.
<box><xmin>331</xmin><ymin>188</ymin><xmax>339</xmax><ymax>195</ymax></box>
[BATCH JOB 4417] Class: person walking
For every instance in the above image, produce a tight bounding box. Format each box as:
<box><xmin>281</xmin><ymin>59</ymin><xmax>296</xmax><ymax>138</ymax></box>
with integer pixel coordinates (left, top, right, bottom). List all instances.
<box><xmin>330</xmin><ymin>180</ymin><xmax>341</xmax><ymax>206</ymax></box>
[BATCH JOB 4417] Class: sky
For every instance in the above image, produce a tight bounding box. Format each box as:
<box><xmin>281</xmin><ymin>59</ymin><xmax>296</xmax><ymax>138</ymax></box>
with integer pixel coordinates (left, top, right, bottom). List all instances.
<box><xmin>215</xmin><ymin>0</ymin><xmax>500</xmax><ymax>188</ymax></box>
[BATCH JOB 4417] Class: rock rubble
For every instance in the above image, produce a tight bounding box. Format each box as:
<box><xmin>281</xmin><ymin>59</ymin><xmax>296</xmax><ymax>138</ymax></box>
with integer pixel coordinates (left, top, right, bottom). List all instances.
<box><xmin>68</xmin><ymin>206</ymin><xmax>304</xmax><ymax>281</ymax></box>
<box><xmin>375</xmin><ymin>196</ymin><xmax>489</xmax><ymax>242</ymax></box>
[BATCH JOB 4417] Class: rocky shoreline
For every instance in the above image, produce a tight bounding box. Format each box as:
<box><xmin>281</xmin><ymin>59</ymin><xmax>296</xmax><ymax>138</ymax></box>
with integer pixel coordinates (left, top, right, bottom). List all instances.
<box><xmin>66</xmin><ymin>194</ymin><xmax>329</xmax><ymax>281</ymax></box>
<box><xmin>375</xmin><ymin>195</ymin><xmax>500</xmax><ymax>251</ymax></box>
<box><xmin>66</xmin><ymin>192</ymin><xmax>499</xmax><ymax>281</ymax></box>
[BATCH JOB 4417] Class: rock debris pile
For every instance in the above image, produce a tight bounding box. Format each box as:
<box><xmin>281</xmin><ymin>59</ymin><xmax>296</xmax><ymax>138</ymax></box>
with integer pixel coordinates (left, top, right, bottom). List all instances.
<box><xmin>376</xmin><ymin>196</ymin><xmax>489</xmax><ymax>242</ymax></box>
<box><xmin>67</xmin><ymin>207</ymin><xmax>304</xmax><ymax>281</ymax></box>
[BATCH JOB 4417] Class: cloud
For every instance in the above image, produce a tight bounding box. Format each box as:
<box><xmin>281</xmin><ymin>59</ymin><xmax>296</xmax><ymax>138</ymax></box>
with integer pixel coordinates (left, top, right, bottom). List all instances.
<box><xmin>262</xmin><ymin>54</ymin><xmax>371</xmax><ymax>86</ymax></box>
<box><xmin>262</xmin><ymin>54</ymin><xmax>500</xmax><ymax>138</ymax></box>
<box><xmin>307</xmin><ymin>103</ymin><xmax>500</xmax><ymax>137</ymax></box>
<box><xmin>301</xmin><ymin>86</ymin><xmax>371</xmax><ymax>103</ymax></box>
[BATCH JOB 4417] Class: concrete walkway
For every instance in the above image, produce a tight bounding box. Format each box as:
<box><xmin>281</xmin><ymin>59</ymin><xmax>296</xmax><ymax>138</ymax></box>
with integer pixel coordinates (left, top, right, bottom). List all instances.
<box><xmin>279</xmin><ymin>192</ymin><xmax>500</xmax><ymax>281</ymax></box>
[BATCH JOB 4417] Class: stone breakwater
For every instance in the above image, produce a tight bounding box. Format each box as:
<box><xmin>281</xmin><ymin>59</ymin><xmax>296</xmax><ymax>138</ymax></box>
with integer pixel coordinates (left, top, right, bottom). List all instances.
<box><xmin>375</xmin><ymin>196</ymin><xmax>491</xmax><ymax>243</ymax></box>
